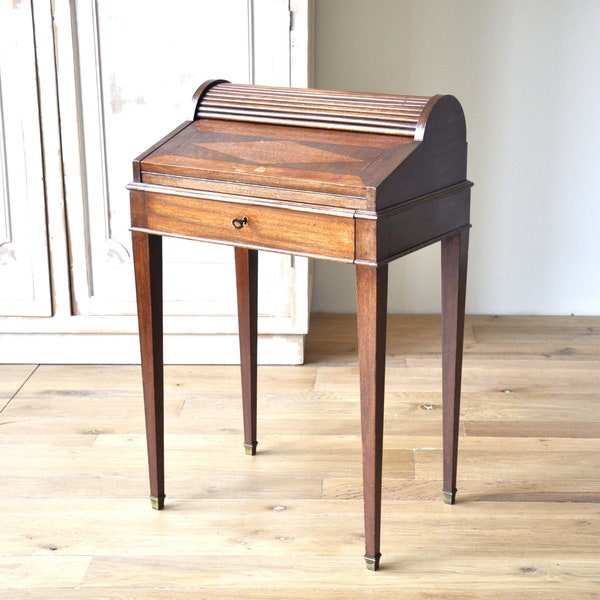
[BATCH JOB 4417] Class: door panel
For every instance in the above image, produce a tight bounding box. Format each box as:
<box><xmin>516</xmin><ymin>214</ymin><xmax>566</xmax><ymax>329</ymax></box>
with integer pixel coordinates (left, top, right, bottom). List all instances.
<box><xmin>0</xmin><ymin>1</ymin><xmax>52</xmax><ymax>317</ymax></box>
<box><xmin>58</xmin><ymin>0</ymin><xmax>304</xmax><ymax>334</ymax></box>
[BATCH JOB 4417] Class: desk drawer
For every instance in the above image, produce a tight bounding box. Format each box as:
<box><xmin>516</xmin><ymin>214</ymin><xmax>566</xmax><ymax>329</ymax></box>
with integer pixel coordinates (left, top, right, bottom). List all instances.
<box><xmin>131</xmin><ymin>190</ymin><xmax>356</xmax><ymax>261</ymax></box>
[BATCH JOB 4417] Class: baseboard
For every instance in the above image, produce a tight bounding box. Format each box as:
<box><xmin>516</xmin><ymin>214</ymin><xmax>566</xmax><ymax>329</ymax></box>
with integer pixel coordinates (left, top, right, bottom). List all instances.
<box><xmin>0</xmin><ymin>332</ymin><xmax>305</xmax><ymax>365</ymax></box>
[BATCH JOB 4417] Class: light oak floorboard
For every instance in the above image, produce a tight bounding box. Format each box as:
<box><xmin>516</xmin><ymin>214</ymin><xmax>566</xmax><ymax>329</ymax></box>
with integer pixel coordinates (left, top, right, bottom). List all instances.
<box><xmin>0</xmin><ymin>364</ymin><xmax>37</xmax><ymax>409</ymax></box>
<box><xmin>0</xmin><ymin>314</ymin><xmax>599</xmax><ymax>598</ymax></box>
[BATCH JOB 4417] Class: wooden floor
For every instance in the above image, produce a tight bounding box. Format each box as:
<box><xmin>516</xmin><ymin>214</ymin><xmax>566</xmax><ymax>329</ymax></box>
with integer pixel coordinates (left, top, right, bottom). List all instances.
<box><xmin>1</xmin><ymin>314</ymin><xmax>599</xmax><ymax>599</ymax></box>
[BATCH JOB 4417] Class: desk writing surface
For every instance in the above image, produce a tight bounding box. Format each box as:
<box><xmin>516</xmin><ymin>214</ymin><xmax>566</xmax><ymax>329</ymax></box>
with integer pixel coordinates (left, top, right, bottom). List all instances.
<box><xmin>139</xmin><ymin>119</ymin><xmax>417</xmax><ymax>207</ymax></box>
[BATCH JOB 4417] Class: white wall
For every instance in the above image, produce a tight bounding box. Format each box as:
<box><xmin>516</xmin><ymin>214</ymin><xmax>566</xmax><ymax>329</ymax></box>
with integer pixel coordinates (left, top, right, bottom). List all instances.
<box><xmin>312</xmin><ymin>0</ymin><xmax>600</xmax><ymax>315</ymax></box>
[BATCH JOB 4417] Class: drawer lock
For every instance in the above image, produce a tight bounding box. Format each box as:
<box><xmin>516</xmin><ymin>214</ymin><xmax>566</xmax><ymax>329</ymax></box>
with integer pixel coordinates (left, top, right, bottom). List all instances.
<box><xmin>231</xmin><ymin>216</ymin><xmax>248</xmax><ymax>230</ymax></box>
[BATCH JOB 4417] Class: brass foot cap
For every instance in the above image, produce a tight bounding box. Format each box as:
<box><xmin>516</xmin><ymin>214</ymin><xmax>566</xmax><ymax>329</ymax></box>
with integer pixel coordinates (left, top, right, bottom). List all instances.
<box><xmin>150</xmin><ymin>494</ymin><xmax>166</xmax><ymax>510</ymax></box>
<box><xmin>442</xmin><ymin>489</ymin><xmax>457</xmax><ymax>505</ymax></box>
<box><xmin>244</xmin><ymin>441</ymin><xmax>258</xmax><ymax>456</ymax></box>
<box><xmin>364</xmin><ymin>553</ymin><xmax>382</xmax><ymax>571</ymax></box>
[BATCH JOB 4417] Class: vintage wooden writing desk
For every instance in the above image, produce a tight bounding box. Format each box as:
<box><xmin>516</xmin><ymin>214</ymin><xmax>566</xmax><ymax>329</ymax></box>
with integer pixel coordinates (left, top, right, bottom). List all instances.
<box><xmin>129</xmin><ymin>80</ymin><xmax>472</xmax><ymax>570</ymax></box>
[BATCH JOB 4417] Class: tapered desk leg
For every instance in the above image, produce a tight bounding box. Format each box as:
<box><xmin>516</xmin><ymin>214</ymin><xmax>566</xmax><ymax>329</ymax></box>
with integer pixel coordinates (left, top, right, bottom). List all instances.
<box><xmin>132</xmin><ymin>231</ymin><xmax>165</xmax><ymax>510</ymax></box>
<box><xmin>235</xmin><ymin>247</ymin><xmax>259</xmax><ymax>456</ymax></box>
<box><xmin>356</xmin><ymin>263</ymin><xmax>389</xmax><ymax>571</ymax></box>
<box><xmin>441</xmin><ymin>229</ymin><xmax>469</xmax><ymax>505</ymax></box>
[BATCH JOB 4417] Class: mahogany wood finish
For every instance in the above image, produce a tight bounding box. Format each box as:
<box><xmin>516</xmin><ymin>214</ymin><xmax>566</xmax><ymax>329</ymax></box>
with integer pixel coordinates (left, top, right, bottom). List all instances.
<box><xmin>129</xmin><ymin>80</ymin><xmax>472</xmax><ymax>570</ymax></box>
<box><xmin>356</xmin><ymin>263</ymin><xmax>389</xmax><ymax>571</ymax></box>
<box><xmin>235</xmin><ymin>247</ymin><xmax>259</xmax><ymax>456</ymax></box>
<box><xmin>131</xmin><ymin>231</ymin><xmax>165</xmax><ymax>510</ymax></box>
<box><xmin>441</xmin><ymin>228</ymin><xmax>470</xmax><ymax>503</ymax></box>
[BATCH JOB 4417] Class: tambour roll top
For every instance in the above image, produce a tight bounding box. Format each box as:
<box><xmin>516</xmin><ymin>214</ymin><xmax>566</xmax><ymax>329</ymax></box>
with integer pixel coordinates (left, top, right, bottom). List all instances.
<box><xmin>193</xmin><ymin>80</ymin><xmax>432</xmax><ymax>137</ymax></box>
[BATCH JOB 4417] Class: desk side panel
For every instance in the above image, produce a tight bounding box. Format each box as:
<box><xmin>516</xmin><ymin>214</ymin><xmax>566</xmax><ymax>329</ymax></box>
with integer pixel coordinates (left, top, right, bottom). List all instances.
<box><xmin>355</xmin><ymin>185</ymin><xmax>471</xmax><ymax>264</ymax></box>
<box><xmin>374</xmin><ymin>95</ymin><xmax>469</xmax><ymax>210</ymax></box>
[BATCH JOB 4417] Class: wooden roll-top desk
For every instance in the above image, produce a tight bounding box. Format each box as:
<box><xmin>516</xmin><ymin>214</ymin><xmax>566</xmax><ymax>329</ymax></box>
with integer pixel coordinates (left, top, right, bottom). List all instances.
<box><xmin>129</xmin><ymin>80</ymin><xmax>472</xmax><ymax>570</ymax></box>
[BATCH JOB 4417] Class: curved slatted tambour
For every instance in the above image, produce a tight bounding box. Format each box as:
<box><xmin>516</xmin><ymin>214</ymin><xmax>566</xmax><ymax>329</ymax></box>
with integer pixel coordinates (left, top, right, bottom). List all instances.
<box><xmin>195</xmin><ymin>82</ymin><xmax>432</xmax><ymax>136</ymax></box>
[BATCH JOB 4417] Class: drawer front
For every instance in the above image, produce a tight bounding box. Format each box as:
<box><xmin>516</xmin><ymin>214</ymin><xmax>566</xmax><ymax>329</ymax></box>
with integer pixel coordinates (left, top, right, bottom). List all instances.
<box><xmin>132</xmin><ymin>190</ymin><xmax>356</xmax><ymax>261</ymax></box>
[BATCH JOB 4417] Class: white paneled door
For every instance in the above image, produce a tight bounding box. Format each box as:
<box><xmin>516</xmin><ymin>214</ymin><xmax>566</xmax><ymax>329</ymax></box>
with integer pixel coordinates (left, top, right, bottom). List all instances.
<box><xmin>0</xmin><ymin>0</ymin><xmax>52</xmax><ymax>317</ymax></box>
<box><xmin>0</xmin><ymin>0</ymin><xmax>313</xmax><ymax>363</ymax></box>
